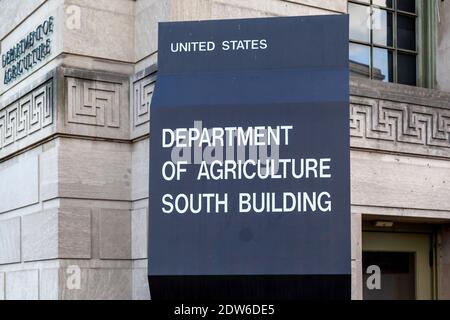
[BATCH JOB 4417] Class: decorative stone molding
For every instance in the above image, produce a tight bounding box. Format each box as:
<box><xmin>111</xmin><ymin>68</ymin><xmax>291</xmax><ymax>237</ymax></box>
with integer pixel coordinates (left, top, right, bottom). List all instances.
<box><xmin>130</xmin><ymin>66</ymin><xmax>156</xmax><ymax>140</ymax></box>
<box><xmin>0</xmin><ymin>76</ymin><xmax>54</xmax><ymax>159</ymax></box>
<box><xmin>60</xmin><ymin>68</ymin><xmax>129</xmax><ymax>140</ymax></box>
<box><xmin>2</xmin><ymin>70</ymin><xmax>450</xmax><ymax>161</ymax></box>
<box><xmin>66</xmin><ymin>78</ymin><xmax>121</xmax><ymax>129</ymax></box>
<box><xmin>351</xmin><ymin>96</ymin><xmax>450</xmax><ymax>146</ymax></box>
<box><xmin>0</xmin><ymin>67</ymin><xmax>130</xmax><ymax>160</ymax></box>
<box><xmin>350</xmin><ymin>77</ymin><xmax>450</xmax><ymax>158</ymax></box>
<box><xmin>0</xmin><ymin>81</ymin><xmax>53</xmax><ymax>148</ymax></box>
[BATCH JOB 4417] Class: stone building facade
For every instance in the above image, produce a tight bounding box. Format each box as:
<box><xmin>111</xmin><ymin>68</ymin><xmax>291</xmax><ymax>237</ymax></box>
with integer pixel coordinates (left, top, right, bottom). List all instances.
<box><xmin>0</xmin><ymin>0</ymin><xmax>450</xmax><ymax>300</ymax></box>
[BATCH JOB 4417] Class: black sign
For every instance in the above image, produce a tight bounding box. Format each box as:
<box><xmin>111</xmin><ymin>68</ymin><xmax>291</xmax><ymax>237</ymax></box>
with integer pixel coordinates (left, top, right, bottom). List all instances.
<box><xmin>149</xmin><ymin>15</ymin><xmax>350</xmax><ymax>300</ymax></box>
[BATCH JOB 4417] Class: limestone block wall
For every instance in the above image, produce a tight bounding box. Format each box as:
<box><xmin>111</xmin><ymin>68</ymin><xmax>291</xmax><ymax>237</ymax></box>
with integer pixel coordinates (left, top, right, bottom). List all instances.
<box><xmin>0</xmin><ymin>66</ymin><xmax>141</xmax><ymax>299</ymax></box>
<box><xmin>349</xmin><ymin>77</ymin><xmax>450</xmax><ymax>299</ymax></box>
<box><xmin>350</xmin><ymin>78</ymin><xmax>450</xmax><ymax>212</ymax></box>
<box><xmin>0</xmin><ymin>139</ymin><xmax>59</xmax><ymax>300</ymax></box>
<box><xmin>2</xmin><ymin>0</ymin><xmax>450</xmax><ymax>300</ymax></box>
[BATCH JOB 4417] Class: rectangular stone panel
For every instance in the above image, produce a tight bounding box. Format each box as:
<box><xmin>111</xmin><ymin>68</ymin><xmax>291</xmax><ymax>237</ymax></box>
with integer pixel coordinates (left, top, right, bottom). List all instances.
<box><xmin>63</xmin><ymin>0</ymin><xmax>134</xmax><ymax>63</ymax></box>
<box><xmin>351</xmin><ymin>150</ymin><xmax>450</xmax><ymax>211</ymax></box>
<box><xmin>5</xmin><ymin>269</ymin><xmax>39</xmax><ymax>300</ymax></box>
<box><xmin>0</xmin><ymin>217</ymin><xmax>21</xmax><ymax>265</ymax></box>
<box><xmin>58</xmin><ymin>139</ymin><xmax>131</xmax><ymax>201</ymax></box>
<box><xmin>60</xmin><ymin>69</ymin><xmax>129</xmax><ymax>141</ymax></box>
<box><xmin>0</xmin><ymin>154</ymin><xmax>39</xmax><ymax>213</ymax></box>
<box><xmin>59</xmin><ymin>208</ymin><xmax>92</xmax><ymax>259</ymax></box>
<box><xmin>22</xmin><ymin>210</ymin><xmax>58</xmax><ymax>262</ymax></box>
<box><xmin>99</xmin><ymin>209</ymin><xmax>131</xmax><ymax>260</ymax></box>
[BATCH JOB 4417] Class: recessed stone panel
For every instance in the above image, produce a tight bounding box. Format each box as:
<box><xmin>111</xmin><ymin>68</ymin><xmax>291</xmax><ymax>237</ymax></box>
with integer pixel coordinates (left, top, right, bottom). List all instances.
<box><xmin>5</xmin><ymin>269</ymin><xmax>39</xmax><ymax>300</ymax></box>
<box><xmin>0</xmin><ymin>154</ymin><xmax>39</xmax><ymax>213</ymax></box>
<box><xmin>59</xmin><ymin>208</ymin><xmax>92</xmax><ymax>259</ymax></box>
<box><xmin>351</xmin><ymin>151</ymin><xmax>450</xmax><ymax>211</ymax></box>
<box><xmin>22</xmin><ymin>210</ymin><xmax>58</xmax><ymax>262</ymax></box>
<box><xmin>0</xmin><ymin>217</ymin><xmax>21</xmax><ymax>265</ymax></box>
<box><xmin>63</xmin><ymin>0</ymin><xmax>134</xmax><ymax>63</ymax></box>
<box><xmin>58</xmin><ymin>138</ymin><xmax>132</xmax><ymax>201</ymax></box>
<box><xmin>99</xmin><ymin>209</ymin><xmax>131</xmax><ymax>260</ymax></box>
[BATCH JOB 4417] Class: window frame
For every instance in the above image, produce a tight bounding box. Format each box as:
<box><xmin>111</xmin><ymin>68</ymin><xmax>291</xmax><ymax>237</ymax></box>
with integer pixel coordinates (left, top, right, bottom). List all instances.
<box><xmin>348</xmin><ymin>0</ymin><xmax>437</xmax><ymax>88</ymax></box>
<box><xmin>416</xmin><ymin>0</ymin><xmax>437</xmax><ymax>88</ymax></box>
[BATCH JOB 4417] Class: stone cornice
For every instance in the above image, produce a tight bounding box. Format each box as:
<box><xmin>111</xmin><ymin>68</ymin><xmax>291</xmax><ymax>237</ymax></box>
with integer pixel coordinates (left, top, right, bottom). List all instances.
<box><xmin>350</xmin><ymin>77</ymin><xmax>450</xmax><ymax>159</ymax></box>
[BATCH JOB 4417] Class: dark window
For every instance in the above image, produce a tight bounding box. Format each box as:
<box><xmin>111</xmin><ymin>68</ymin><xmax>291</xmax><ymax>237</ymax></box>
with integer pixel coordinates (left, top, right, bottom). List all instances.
<box><xmin>397</xmin><ymin>14</ymin><xmax>416</xmax><ymax>51</ymax></box>
<box><xmin>397</xmin><ymin>0</ymin><xmax>416</xmax><ymax>13</ymax></box>
<box><xmin>398</xmin><ymin>52</ymin><xmax>417</xmax><ymax>85</ymax></box>
<box><xmin>349</xmin><ymin>0</ymin><xmax>417</xmax><ymax>86</ymax></box>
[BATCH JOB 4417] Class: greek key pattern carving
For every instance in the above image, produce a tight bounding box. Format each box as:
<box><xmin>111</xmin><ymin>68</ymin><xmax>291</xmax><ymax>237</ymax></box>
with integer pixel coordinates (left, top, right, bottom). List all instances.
<box><xmin>132</xmin><ymin>75</ymin><xmax>154</xmax><ymax>130</ymax></box>
<box><xmin>0</xmin><ymin>80</ymin><xmax>53</xmax><ymax>150</ymax></box>
<box><xmin>66</xmin><ymin>77</ymin><xmax>121</xmax><ymax>128</ymax></box>
<box><xmin>350</xmin><ymin>96</ymin><xmax>450</xmax><ymax>149</ymax></box>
